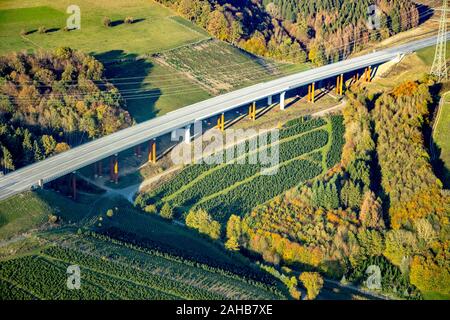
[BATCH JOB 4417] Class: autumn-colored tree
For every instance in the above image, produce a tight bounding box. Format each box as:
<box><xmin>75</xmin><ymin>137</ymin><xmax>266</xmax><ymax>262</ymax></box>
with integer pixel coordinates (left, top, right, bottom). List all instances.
<box><xmin>54</xmin><ymin>142</ymin><xmax>70</xmax><ymax>154</ymax></box>
<box><xmin>239</xmin><ymin>32</ymin><xmax>267</xmax><ymax>56</ymax></box>
<box><xmin>383</xmin><ymin>229</ymin><xmax>418</xmax><ymax>267</ymax></box>
<box><xmin>41</xmin><ymin>135</ymin><xmax>56</xmax><ymax>156</ymax></box>
<box><xmin>299</xmin><ymin>272</ymin><xmax>324</xmax><ymax>300</ymax></box>
<box><xmin>360</xmin><ymin>191</ymin><xmax>385</xmax><ymax>230</ymax></box>
<box><xmin>410</xmin><ymin>255</ymin><xmax>450</xmax><ymax>296</ymax></box>
<box><xmin>0</xmin><ymin>145</ymin><xmax>14</xmax><ymax>172</ymax></box>
<box><xmin>186</xmin><ymin>209</ymin><xmax>221</xmax><ymax>240</ymax></box>
<box><xmin>207</xmin><ymin>10</ymin><xmax>229</xmax><ymax>41</ymax></box>
<box><xmin>160</xmin><ymin>203</ymin><xmax>174</xmax><ymax>220</ymax></box>
<box><xmin>225</xmin><ymin>214</ymin><xmax>242</xmax><ymax>250</ymax></box>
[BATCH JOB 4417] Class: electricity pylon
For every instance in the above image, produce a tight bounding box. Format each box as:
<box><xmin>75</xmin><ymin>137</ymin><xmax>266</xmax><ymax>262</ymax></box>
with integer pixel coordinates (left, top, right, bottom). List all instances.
<box><xmin>431</xmin><ymin>0</ymin><xmax>449</xmax><ymax>82</ymax></box>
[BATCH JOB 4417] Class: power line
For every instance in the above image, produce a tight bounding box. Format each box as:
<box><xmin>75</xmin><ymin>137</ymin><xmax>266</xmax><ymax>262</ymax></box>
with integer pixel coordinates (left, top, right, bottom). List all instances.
<box><xmin>431</xmin><ymin>0</ymin><xmax>449</xmax><ymax>81</ymax></box>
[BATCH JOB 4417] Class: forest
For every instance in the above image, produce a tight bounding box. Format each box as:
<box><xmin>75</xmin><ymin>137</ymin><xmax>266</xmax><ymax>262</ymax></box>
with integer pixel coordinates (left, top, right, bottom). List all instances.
<box><xmin>0</xmin><ymin>48</ymin><xmax>132</xmax><ymax>173</ymax></box>
<box><xmin>222</xmin><ymin>78</ymin><xmax>449</xmax><ymax>299</ymax></box>
<box><xmin>155</xmin><ymin>0</ymin><xmax>420</xmax><ymax>64</ymax></box>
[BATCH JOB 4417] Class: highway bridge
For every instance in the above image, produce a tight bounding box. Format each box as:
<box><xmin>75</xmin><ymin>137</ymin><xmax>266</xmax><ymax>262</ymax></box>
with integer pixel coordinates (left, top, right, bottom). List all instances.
<box><xmin>0</xmin><ymin>34</ymin><xmax>445</xmax><ymax>201</ymax></box>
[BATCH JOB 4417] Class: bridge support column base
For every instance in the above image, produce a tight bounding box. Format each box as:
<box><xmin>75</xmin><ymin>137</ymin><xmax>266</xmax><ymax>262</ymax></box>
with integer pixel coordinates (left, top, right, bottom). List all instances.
<box><xmin>217</xmin><ymin>113</ymin><xmax>225</xmax><ymax>131</ymax></box>
<box><xmin>184</xmin><ymin>125</ymin><xmax>191</xmax><ymax>144</ymax></box>
<box><xmin>248</xmin><ymin>102</ymin><xmax>256</xmax><ymax>121</ymax></box>
<box><xmin>148</xmin><ymin>140</ymin><xmax>156</xmax><ymax>164</ymax></box>
<box><xmin>280</xmin><ymin>91</ymin><xmax>286</xmax><ymax>110</ymax></box>
<box><xmin>71</xmin><ymin>172</ymin><xmax>77</xmax><ymax>201</ymax></box>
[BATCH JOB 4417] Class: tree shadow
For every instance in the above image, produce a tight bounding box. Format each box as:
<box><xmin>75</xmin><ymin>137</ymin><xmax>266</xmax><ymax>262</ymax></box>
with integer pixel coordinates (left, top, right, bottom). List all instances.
<box><xmin>94</xmin><ymin>50</ymin><xmax>161</xmax><ymax>123</ymax></box>
<box><xmin>46</xmin><ymin>28</ymin><xmax>60</xmax><ymax>33</ymax></box>
<box><xmin>131</xmin><ymin>18</ymin><xmax>146</xmax><ymax>24</ymax></box>
<box><xmin>416</xmin><ymin>3</ymin><xmax>434</xmax><ymax>24</ymax></box>
<box><xmin>110</xmin><ymin>20</ymin><xmax>124</xmax><ymax>27</ymax></box>
<box><xmin>426</xmin><ymin>83</ymin><xmax>450</xmax><ymax>188</ymax></box>
<box><xmin>431</xmin><ymin>143</ymin><xmax>450</xmax><ymax>189</ymax></box>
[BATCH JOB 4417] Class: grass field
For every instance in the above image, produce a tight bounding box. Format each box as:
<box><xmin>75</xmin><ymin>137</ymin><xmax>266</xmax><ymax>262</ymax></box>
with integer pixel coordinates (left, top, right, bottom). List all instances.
<box><xmin>416</xmin><ymin>41</ymin><xmax>450</xmax><ymax>66</ymax></box>
<box><xmin>0</xmin><ymin>189</ymin><xmax>277</xmax><ymax>282</ymax></box>
<box><xmin>0</xmin><ymin>231</ymin><xmax>286</xmax><ymax>300</ymax></box>
<box><xmin>434</xmin><ymin>93</ymin><xmax>450</xmax><ymax>188</ymax></box>
<box><xmin>0</xmin><ymin>189</ymin><xmax>115</xmax><ymax>241</ymax></box>
<box><xmin>103</xmin><ymin>57</ymin><xmax>211</xmax><ymax>122</ymax></box>
<box><xmin>137</xmin><ymin>115</ymin><xmax>345</xmax><ymax>222</ymax></box>
<box><xmin>157</xmin><ymin>39</ymin><xmax>310</xmax><ymax>94</ymax></box>
<box><xmin>0</xmin><ymin>0</ymin><xmax>209</xmax><ymax>55</ymax></box>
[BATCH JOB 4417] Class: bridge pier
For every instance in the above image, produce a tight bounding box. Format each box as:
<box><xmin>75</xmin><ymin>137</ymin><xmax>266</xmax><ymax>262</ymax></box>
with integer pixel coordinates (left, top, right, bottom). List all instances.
<box><xmin>248</xmin><ymin>102</ymin><xmax>256</xmax><ymax>121</ymax></box>
<box><xmin>364</xmin><ymin>66</ymin><xmax>372</xmax><ymax>82</ymax></box>
<box><xmin>336</xmin><ymin>74</ymin><xmax>344</xmax><ymax>95</ymax></box>
<box><xmin>148</xmin><ymin>140</ymin><xmax>156</xmax><ymax>164</ymax></box>
<box><xmin>267</xmin><ymin>95</ymin><xmax>272</xmax><ymax>105</ymax></box>
<box><xmin>71</xmin><ymin>171</ymin><xmax>77</xmax><ymax>200</ymax></box>
<box><xmin>280</xmin><ymin>91</ymin><xmax>286</xmax><ymax>110</ymax></box>
<box><xmin>184</xmin><ymin>125</ymin><xmax>191</xmax><ymax>144</ymax></box>
<box><xmin>94</xmin><ymin>161</ymin><xmax>103</xmax><ymax>178</ymax></box>
<box><xmin>134</xmin><ymin>145</ymin><xmax>142</xmax><ymax>157</ymax></box>
<box><xmin>113</xmin><ymin>155</ymin><xmax>119</xmax><ymax>184</ymax></box>
<box><xmin>217</xmin><ymin>113</ymin><xmax>225</xmax><ymax>131</ymax></box>
<box><xmin>110</xmin><ymin>154</ymin><xmax>118</xmax><ymax>183</ymax></box>
<box><xmin>308</xmin><ymin>83</ymin><xmax>315</xmax><ymax>103</ymax></box>
<box><xmin>98</xmin><ymin>161</ymin><xmax>103</xmax><ymax>177</ymax></box>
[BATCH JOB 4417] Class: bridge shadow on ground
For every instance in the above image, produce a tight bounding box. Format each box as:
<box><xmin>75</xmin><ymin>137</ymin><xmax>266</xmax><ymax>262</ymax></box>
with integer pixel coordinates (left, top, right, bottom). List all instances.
<box><xmin>94</xmin><ymin>50</ymin><xmax>161</xmax><ymax>123</ymax></box>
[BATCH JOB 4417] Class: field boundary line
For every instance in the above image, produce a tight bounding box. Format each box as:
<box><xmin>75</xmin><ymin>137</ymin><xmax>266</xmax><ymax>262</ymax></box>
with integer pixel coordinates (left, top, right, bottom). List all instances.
<box><xmin>163</xmin><ymin>123</ymin><xmax>328</xmax><ymax>201</ymax></box>
<box><xmin>430</xmin><ymin>91</ymin><xmax>450</xmax><ymax>160</ymax></box>
<box><xmin>43</xmin><ymin>254</ymin><xmax>176</xmax><ymax>300</ymax></box>
<box><xmin>19</xmin><ymin>35</ymin><xmax>44</xmax><ymax>50</ymax></box>
<box><xmin>166</xmin><ymin>15</ymin><xmax>210</xmax><ymax>38</ymax></box>
<box><xmin>0</xmin><ymin>275</ymin><xmax>41</xmax><ymax>300</ymax></box>
<box><xmin>193</xmin><ymin>147</ymin><xmax>327</xmax><ymax>207</ymax></box>
<box><xmin>42</xmin><ymin>251</ymin><xmax>191</xmax><ymax>299</ymax></box>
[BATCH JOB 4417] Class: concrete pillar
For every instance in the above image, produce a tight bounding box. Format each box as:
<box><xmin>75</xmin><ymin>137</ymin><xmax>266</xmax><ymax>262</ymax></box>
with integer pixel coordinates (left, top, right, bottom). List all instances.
<box><xmin>113</xmin><ymin>154</ymin><xmax>119</xmax><ymax>184</ymax></box>
<box><xmin>171</xmin><ymin>130</ymin><xmax>177</xmax><ymax>140</ymax></box>
<box><xmin>148</xmin><ymin>140</ymin><xmax>156</xmax><ymax>164</ymax></box>
<box><xmin>94</xmin><ymin>163</ymin><xmax>97</xmax><ymax>178</ymax></box>
<box><xmin>71</xmin><ymin>172</ymin><xmax>77</xmax><ymax>200</ymax></box>
<box><xmin>184</xmin><ymin>125</ymin><xmax>191</xmax><ymax>144</ymax></box>
<box><xmin>98</xmin><ymin>161</ymin><xmax>103</xmax><ymax>177</ymax></box>
<box><xmin>280</xmin><ymin>91</ymin><xmax>286</xmax><ymax>110</ymax></box>
<box><xmin>336</xmin><ymin>76</ymin><xmax>340</xmax><ymax>94</ymax></box>
<box><xmin>109</xmin><ymin>157</ymin><xmax>114</xmax><ymax>181</ymax></box>
<box><xmin>137</xmin><ymin>145</ymin><xmax>142</xmax><ymax>157</ymax></box>
<box><xmin>268</xmin><ymin>95</ymin><xmax>272</xmax><ymax>105</ymax></box>
<box><xmin>217</xmin><ymin>113</ymin><xmax>225</xmax><ymax>131</ymax></box>
<box><xmin>248</xmin><ymin>102</ymin><xmax>256</xmax><ymax>120</ymax></box>
<box><xmin>311</xmin><ymin>82</ymin><xmax>315</xmax><ymax>103</ymax></box>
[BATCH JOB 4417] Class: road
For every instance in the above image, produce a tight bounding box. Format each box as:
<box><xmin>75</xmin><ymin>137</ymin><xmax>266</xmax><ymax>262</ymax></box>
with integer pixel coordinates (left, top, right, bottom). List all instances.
<box><xmin>0</xmin><ymin>34</ymin><xmax>446</xmax><ymax>201</ymax></box>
